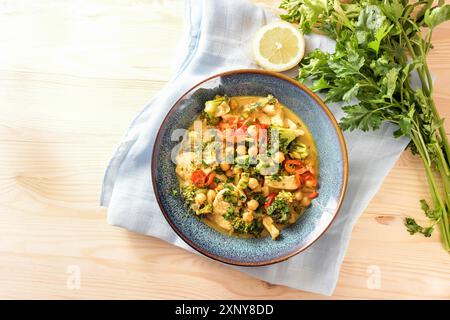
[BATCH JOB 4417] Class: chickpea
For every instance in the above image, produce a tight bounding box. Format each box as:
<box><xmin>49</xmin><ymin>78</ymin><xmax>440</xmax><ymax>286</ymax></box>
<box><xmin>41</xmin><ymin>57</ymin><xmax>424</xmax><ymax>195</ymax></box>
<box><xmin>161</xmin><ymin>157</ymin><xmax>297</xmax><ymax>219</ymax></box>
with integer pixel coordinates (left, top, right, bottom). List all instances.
<box><xmin>248</xmin><ymin>146</ymin><xmax>258</xmax><ymax>157</ymax></box>
<box><xmin>247</xmin><ymin>199</ymin><xmax>259</xmax><ymax>211</ymax></box>
<box><xmin>272</xmin><ymin>151</ymin><xmax>285</xmax><ymax>163</ymax></box>
<box><xmin>207</xmin><ymin>189</ymin><xmax>216</xmax><ymax>204</ymax></box>
<box><xmin>248</xmin><ymin>178</ymin><xmax>260</xmax><ymax>190</ymax></box>
<box><xmin>233</xmin><ymin>167</ymin><xmax>242</xmax><ymax>175</ymax></box>
<box><xmin>216</xmin><ymin>183</ymin><xmax>224</xmax><ymax>191</ymax></box>
<box><xmin>195</xmin><ymin>193</ymin><xmax>207</xmax><ymax>205</ymax></box>
<box><xmin>252</xmin><ymin>185</ymin><xmax>262</xmax><ymax>193</ymax></box>
<box><xmin>225</xmin><ymin>169</ymin><xmax>234</xmax><ymax>177</ymax></box>
<box><xmin>301</xmin><ymin>196</ymin><xmax>311</xmax><ymax>207</ymax></box>
<box><xmin>242</xmin><ymin>210</ymin><xmax>254</xmax><ymax>223</ymax></box>
<box><xmin>236</xmin><ymin>145</ymin><xmax>247</xmax><ymax>155</ymax></box>
<box><xmin>261</xmin><ymin>185</ymin><xmax>270</xmax><ymax>196</ymax></box>
<box><xmin>215</xmin><ymin>174</ymin><xmax>227</xmax><ymax>182</ymax></box>
<box><xmin>237</xmin><ymin>173</ymin><xmax>250</xmax><ymax>190</ymax></box>
<box><xmin>295</xmin><ymin>190</ymin><xmax>303</xmax><ymax>201</ymax></box>
<box><xmin>247</xmin><ymin>125</ymin><xmax>258</xmax><ymax>137</ymax></box>
<box><xmin>304</xmin><ymin>180</ymin><xmax>314</xmax><ymax>188</ymax></box>
<box><xmin>220</xmin><ymin>162</ymin><xmax>230</xmax><ymax>172</ymax></box>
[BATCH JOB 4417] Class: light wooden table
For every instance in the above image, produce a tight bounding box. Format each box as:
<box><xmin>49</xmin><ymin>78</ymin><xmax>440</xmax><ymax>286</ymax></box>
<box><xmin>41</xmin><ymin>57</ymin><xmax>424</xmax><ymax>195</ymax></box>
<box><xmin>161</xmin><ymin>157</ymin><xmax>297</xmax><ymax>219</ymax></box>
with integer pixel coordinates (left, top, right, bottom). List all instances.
<box><xmin>0</xmin><ymin>0</ymin><xmax>449</xmax><ymax>299</ymax></box>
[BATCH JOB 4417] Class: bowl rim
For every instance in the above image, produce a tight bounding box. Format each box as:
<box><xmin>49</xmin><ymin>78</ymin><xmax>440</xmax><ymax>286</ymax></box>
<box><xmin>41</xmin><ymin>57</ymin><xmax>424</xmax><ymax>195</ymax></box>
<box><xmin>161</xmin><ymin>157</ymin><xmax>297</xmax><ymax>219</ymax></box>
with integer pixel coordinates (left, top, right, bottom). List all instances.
<box><xmin>151</xmin><ymin>69</ymin><xmax>348</xmax><ymax>267</ymax></box>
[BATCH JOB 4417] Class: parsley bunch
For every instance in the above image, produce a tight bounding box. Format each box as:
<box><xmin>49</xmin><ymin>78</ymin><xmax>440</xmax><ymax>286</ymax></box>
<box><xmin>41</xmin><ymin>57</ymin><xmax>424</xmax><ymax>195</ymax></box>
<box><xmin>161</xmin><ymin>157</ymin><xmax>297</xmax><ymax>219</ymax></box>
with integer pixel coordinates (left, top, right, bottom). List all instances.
<box><xmin>280</xmin><ymin>0</ymin><xmax>450</xmax><ymax>251</ymax></box>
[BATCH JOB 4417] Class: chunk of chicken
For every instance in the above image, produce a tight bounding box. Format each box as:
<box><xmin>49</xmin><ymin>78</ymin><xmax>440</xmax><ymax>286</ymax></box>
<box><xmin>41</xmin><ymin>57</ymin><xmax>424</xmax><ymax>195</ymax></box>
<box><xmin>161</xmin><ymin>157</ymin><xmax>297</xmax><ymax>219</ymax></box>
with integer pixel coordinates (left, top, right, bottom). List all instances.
<box><xmin>262</xmin><ymin>216</ymin><xmax>280</xmax><ymax>240</ymax></box>
<box><xmin>212</xmin><ymin>189</ymin><xmax>232</xmax><ymax>215</ymax></box>
<box><xmin>271</xmin><ymin>113</ymin><xmax>285</xmax><ymax>127</ymax></box>
<box><xmin>264</xmin><ymin>175</ymin><xmax>299</xmax><ymax>190</ymax></box>
<box><xmin>175</xmin><ymin>152</ymin><xmax>197</xmax><ymax>181</ymax></box>
<box><xmin>215</xmin><ymin>101</ymin><xmax>230</xmax><ymax>117</ymax></box>
<box><xmin>207</xmin><ymin>213</ymin><xmax>233</xmax><ymax>232</ymax></box>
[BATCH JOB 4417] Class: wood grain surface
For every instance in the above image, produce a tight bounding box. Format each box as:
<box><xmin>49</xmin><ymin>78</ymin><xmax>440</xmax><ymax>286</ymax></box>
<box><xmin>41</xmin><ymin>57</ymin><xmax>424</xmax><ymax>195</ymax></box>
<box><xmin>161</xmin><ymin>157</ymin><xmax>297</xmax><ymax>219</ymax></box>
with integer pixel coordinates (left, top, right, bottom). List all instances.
<box><xmin>0</xmin><ymin>0</ymin><xmax>449</xmax><ymax>299</ymax></box>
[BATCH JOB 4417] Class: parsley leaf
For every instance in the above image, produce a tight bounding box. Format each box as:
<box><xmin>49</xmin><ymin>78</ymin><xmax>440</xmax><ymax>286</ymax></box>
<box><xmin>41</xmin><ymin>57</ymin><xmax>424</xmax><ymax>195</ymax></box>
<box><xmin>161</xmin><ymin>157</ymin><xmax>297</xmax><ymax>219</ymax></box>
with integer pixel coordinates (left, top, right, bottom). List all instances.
<box><xmin>405</xmin><ymin>217</ymin><xmax>433</xmax><ymax>237</ymax></box>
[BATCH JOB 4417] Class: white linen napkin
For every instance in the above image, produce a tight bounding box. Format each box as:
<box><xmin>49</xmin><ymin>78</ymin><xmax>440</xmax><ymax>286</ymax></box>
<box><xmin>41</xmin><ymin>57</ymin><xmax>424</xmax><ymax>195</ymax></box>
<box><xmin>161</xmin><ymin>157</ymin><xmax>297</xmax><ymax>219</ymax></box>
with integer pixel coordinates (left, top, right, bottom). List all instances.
<box><xmin>100</xmin><ymin>0</ymin><xmax>410</xmax><ymax>296</ymax></box>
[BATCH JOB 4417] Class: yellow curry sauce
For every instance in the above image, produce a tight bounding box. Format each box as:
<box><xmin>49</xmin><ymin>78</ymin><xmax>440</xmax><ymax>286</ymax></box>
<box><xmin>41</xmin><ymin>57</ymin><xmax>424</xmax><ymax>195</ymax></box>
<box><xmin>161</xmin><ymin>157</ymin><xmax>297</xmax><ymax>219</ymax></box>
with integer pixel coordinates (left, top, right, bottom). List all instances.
<box><xmin>175</xmin><ymin>95</ymin><xmax>318</xmax><ymax>240</ymax></box>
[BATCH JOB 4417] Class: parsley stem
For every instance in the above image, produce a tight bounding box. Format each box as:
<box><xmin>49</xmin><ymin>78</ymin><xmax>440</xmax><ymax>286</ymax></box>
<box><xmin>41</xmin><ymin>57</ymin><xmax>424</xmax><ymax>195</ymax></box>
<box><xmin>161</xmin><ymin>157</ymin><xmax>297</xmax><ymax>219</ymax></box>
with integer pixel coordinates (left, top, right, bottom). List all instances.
<box><xmin>411</xmin><ymin>129</ymin><xmax>450</xmax><ymax>250</ymax></box>
<box><xmin>426</xmin><ymin>88</ymin><xmax>450</xmax><ymax>164</ymax></box>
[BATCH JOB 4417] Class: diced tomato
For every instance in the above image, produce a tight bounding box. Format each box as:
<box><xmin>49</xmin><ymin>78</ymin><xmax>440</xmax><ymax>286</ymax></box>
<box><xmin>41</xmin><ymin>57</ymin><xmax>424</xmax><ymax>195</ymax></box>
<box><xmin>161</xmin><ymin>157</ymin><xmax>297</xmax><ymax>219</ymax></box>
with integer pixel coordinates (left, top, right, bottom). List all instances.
<box><xmin>302</xmin><ymin>173</ymin><xmax>318</xmax><ymax>187</ymax></box>
<box><xmin>191</xmin><ymin>170</ymin><xmax>207</xmax><ymax>188</ymax></box>
<box><xmin>205</xmin><ymin>172</ymin><xmax>215</xmax><ymax>187</ymax></box>
<box><xmin>308</xmin><ymin>191</ymin><xmax>319</xmax><ymax>199</ymax></box>
<box><xmin>284</xmin><ymin>159</ymin><xmax>304</xmax><ymax>173</ymax></box>
<box><xmin>296</xmin><ymin>167</ymin><xmax>308</xmax><ymax>174</ymax></box>
<box><xmin>264</xmin><ymin>193</ymin><xmax>277</xmax><ymax>210</ymax></box>
<box><xmin>239</xmin><ymin>124</ymin><xmax>249</xmax><ymax>133</ymax></box>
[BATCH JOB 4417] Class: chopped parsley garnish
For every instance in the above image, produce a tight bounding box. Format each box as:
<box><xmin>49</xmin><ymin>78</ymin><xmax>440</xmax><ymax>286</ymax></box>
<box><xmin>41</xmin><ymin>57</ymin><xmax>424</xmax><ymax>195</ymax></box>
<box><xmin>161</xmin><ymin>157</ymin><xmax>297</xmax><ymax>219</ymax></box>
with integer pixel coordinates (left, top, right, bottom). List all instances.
<box><xmin>224</xmin><ymin>206</ymin><xmax>236</xmax><ymax>221</ymax></box>
<box><xmin>270</xmin><ymin>174</ymin><xmax>282</xmax><ymax>182</ymax></box>
<box><xmin>222</xmin><ymin>189</ymin><xmax>239</xmax><ymax>204</ymax></box>
<box><xmin>267</xmin><ymin>198</ymin><xmax>290</xmax><ymax>224</ymax></box>
<box><xmin>267</xmin><ymin>191</ymin><xmax>294</xmax><ymax>224</ymax></box>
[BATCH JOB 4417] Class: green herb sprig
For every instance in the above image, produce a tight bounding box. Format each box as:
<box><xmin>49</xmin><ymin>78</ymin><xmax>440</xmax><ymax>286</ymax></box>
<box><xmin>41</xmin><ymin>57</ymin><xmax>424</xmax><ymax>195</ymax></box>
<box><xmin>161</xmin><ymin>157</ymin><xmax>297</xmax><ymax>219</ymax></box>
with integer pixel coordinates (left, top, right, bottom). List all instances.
<box><xmin>280</xmin><ymin>0</ymin><xmax>450</xmax><ymax>251</ymax></box>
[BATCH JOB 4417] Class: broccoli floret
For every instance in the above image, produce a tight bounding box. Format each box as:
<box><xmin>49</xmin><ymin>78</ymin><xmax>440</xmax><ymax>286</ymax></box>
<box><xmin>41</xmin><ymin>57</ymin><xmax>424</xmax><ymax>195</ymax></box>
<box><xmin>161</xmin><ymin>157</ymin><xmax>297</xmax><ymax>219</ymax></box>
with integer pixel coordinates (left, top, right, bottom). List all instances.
<box><xmin>267</xmin><ymin>191</ymin><xmax>294</xmax><ymax>224</ymax></box>
<box><xmin>204</xmin><ymin>95</ymin><xmax>230</xmax><ymax>117</ymax></box>
<box><xmin>200</xmin><ymin>111</ymin><xmax>220</xmax><ymax>125</ymax></box>
<box><xmin>181</xmin><ymin>184</ymin><xmax>198</xmax><ymax>203</ymax></box>
<box><xmin>268</xmin><ymin>126</ymin><xmax>298</xmax><ymax>153</ymax></box>
<box><xmin>266</xmin><ymin>94</ymin><xmax>278</xmax><ymax>105</ymax></box>
<box><xmin>277</xmin><ymin>191</ymin><xmax>295</xmax><ymax>202</ymax></box>
<box><xmin>289</xmin><ymin>140</ymin><xmax>309</xmax><ymax>159</ymax></box>
<box><xmin>197</xmin><ymin>203</ymin><xmax>213</xmax><ymax>215</ymax></box>
<box><xmin>231</xmin><ymin>217</ymin><xmax>263</xmax><ymax>236</ymax></box>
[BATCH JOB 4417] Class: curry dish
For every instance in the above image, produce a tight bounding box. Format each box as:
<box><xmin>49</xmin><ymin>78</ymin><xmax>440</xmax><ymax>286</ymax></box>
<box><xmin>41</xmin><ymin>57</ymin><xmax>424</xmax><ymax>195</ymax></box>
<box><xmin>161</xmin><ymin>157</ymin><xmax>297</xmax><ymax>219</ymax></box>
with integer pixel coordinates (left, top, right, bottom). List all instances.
<box><xmin>175</xmin><ymin>95</ymin><xmax>318</xmax><ymax>240</ymax></box>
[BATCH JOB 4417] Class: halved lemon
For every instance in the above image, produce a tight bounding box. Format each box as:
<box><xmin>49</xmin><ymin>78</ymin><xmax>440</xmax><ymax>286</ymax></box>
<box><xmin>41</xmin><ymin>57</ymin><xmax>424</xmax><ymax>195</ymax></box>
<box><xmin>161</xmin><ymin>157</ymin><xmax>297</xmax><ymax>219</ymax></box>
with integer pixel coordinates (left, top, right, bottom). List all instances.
<box><xmin>253</xmin><ymin>21</ymin><xmax>305</xmax><ymax>72</ymax></box>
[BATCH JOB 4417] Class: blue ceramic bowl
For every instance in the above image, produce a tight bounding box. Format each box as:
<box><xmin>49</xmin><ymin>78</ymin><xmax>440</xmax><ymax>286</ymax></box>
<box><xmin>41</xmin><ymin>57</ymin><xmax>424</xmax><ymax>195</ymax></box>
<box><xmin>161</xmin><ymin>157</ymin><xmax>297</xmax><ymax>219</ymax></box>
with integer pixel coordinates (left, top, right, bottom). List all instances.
<box><xmin>152</xmin><ymin>70</ymin><xmax>348</xmax><ymax>266</ymax></box>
